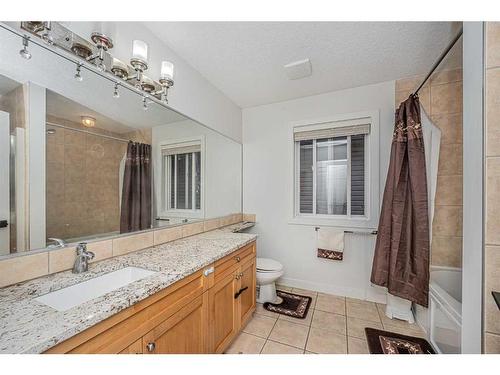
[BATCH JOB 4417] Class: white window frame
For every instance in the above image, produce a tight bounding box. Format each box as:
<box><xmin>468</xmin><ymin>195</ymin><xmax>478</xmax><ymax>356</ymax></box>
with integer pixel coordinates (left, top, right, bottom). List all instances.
<box><xmin>158</xmin><ymin>136</ymin><xmax>205</xmax><ymax>219</ymax></box>
<box><xmin>289</xmin><ymin>110</ymin><xmax>379</xmax><ymax>229</ymax></box>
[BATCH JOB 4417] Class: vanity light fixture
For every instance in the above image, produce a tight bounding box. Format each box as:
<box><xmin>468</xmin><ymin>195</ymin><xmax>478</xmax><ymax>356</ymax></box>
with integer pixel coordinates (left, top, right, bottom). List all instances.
<box><xmin>74</xmin><ymin>63</ymin><xmax>83</xmax><ymax>81</ymax></box>
<box><xmin>20</xmin><ymin>22</ymin><xmax>178</xmax><ymax>105</ymax></box>
<box><xmin>113</xmin><ymin>82</ymin><xmax>120</xmax><ymax>98</ymax></box>
<box><xmin>130</xmin><ymin>40</ymin><xmax>149</xmax><ymax>88</ymax></box>
<box><xmin>19</xmin><ymin>36</ymin><xmax>32</xmax><ymax>60</ymax></box>
<box><xmin>81</xmin><ymin>116</ymin><xmax>96</xmax><ymax>128</ymax></box>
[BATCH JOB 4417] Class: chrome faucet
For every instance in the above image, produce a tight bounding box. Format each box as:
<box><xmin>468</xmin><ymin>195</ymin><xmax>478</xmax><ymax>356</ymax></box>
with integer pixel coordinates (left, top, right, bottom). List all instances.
<box><xmin>48</xmin><ymin>237</ymin><xmax>66</xmax><ymax>249</ymax></box>
<box><xmin>72</xmin><ymin>242</ymin><xmax>95</xmax><ymax>274</ymax></box>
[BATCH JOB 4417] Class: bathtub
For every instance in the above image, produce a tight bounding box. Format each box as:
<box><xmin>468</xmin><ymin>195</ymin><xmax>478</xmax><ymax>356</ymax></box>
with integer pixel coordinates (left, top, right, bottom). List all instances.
<box><xmin>428</xmin><ymin>267</ymin><xmax>462</xmax><ymax>353</ymax></box>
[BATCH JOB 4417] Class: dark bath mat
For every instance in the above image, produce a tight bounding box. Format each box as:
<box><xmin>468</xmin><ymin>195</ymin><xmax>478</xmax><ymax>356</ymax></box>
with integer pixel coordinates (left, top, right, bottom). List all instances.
<box><xmin>263</xmin><ymin>290</ymin><xmax>312</xmax><ymax>319</ymax></box>
<box><xmin>365</xmin><ymin>328</ymin><xmax>435</xmax><ymax>354</ymax></box>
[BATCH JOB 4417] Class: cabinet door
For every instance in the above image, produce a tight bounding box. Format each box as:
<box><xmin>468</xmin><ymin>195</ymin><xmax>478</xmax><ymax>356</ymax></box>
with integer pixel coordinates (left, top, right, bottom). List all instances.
<box><xmin>119</xmin><ymin>339</ymin><xmax>143</xmax><ymax>354</ymax></box>
<box><xmin>238</xmin><ymin>257</ymin><xmax>256</xmax><ymax>326</ymax></box>
<box><xmin>208</xmin><ymin>271</ymin><xmax>239</xmax><ymax>353</ymax></box>
<box><xmin>142</xmin><ymin>293</ymin><xmax>208</xmax><ymax>354</ymax></box>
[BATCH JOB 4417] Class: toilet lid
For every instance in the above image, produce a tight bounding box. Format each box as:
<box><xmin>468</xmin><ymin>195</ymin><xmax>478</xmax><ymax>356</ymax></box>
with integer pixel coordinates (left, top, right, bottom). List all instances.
<box><xmin>257</xmin><ymin>258</ymin><xmax>283</xmax><ymax>272</ymax></box>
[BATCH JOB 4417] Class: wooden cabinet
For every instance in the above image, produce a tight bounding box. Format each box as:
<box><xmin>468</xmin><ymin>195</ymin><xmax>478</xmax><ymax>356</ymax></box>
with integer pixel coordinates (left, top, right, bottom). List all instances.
<box><xmin>238</xmin><ymin>257</ymin><xmax>256</xmax><ymax>327</ymax></box>
<box><xmin>119</xmin><ymin>339</ymin><xmax>142</xmax><ymax>354</ymax></box>
<box><xmin>143</xmin><ymin>293</ymin><xmax>208</xmax><ymax>354</ymax></box>
<box><xmin>44</xmin><ymin>241</ymin><xmax>256</xmax><ymax>354</ymax></box>
<box><xmin>209</xmin><ymin>272</ymin><xmax>239</xmax><ymax>353</ymax></box>
<box><xmin>209</xmin><ymin>242</ymin><xmax>257</xmax><ymax>353</ymax></box>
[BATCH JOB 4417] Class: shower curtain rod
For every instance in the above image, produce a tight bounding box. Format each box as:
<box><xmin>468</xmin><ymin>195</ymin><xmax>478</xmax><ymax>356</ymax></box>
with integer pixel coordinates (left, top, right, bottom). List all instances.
<box><xmin>414</xmin><ymin>27</ymin><xmax>463</xmax><ymax>96</ymax></box>
<box><xmin>46</xmin><ymin>121</ymin><xmax>130</xmax><ymax>143</ymax></box>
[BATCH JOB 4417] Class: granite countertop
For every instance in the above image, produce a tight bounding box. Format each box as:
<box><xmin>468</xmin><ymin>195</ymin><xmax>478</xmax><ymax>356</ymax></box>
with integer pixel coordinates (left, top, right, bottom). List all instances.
<box><xmin>0</xmin><ymin>227</ymin><xmax>257</xmax><ymax>354</ymax></box>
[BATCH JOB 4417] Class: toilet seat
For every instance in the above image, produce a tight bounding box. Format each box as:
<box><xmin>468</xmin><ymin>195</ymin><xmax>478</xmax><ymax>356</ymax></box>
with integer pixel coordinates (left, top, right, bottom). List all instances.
<box><xmin>257</xmin><ymin>258</ymin><xmax>283</xmax><ymax>273</ymax></box>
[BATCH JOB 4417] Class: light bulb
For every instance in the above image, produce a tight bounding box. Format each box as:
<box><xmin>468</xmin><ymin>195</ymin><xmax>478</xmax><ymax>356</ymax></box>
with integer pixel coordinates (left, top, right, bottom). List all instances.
<box><xmin>160</xmin><ymin>61</ymin><xmax>174</xmax><ymax>80</ymax></box>
<box><xmin>132</xmin><ymin>40</ymin><xmax>148</xmax><ymax>64</ymax></box>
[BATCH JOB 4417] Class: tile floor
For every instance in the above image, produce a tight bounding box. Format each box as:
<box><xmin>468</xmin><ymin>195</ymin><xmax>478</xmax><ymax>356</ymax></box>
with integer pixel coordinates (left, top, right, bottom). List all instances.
<box><xmin>225</xmin><ymin>286</ymin><xmax>426</xmax><ymax>354</ymax></box>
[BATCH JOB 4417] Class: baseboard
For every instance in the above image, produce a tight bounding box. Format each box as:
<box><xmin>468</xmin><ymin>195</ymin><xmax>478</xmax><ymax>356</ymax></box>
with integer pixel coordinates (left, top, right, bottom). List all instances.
<box><xmin>278</xmin><ymin>276</ymin><xmax>387</xmax><ymax>304</ymax></box>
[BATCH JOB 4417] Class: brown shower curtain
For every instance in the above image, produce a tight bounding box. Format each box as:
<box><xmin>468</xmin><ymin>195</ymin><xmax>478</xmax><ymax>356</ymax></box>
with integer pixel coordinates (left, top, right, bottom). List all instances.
<box><xmin>120</xmin><ymin>142</ymin><xmax>152</xmax><ymax>234</ymax></box>
<box><xmin>371</xmin><ymin>95</ymin><xmax>430</xmax><ymax>307</ymax></box>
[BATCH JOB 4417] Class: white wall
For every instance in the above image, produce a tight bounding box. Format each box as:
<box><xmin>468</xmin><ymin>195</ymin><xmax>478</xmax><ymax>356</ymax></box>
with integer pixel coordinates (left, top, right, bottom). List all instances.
<box><xmin>61</xmin><ymin>22</ymin><xmax>242</xmax><ymax>142</ymax></box>
<box><xmin>152</xmin><ymin>120</ymin><xmax>242</xmax><ymax>220</ymax></box>
<box><xmin>461</xmin><ymin>22</ymin><xmax>484</xmax><ymax>354</ymax></box>
<box><xmin>242</xmin><ymin>80</ymin><xmax>395</xmax><ymax>300</ymax></box>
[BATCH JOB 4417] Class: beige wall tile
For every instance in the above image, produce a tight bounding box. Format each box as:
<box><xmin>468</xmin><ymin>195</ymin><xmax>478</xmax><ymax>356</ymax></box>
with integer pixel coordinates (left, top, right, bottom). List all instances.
<box><xmin>430</xmin><ymin>68</ymin><xmax>462</xmax><ymax>86</ymax></box>
<box><xmin>430</xmin><ymin>82</ymin><xmax>463</xmax><ymax>115</ymax></box>
<box><xmin>395</xmin><ymin>75</ymin><xmax>426</xmax><ymax>92</ymax></box>
<box><xmin>485</xmin><ymin>333</ymin><xmax>500</xmax><ymax>354</ymax></box>
<box><xmin>181</xmin><ymin>222</ymin><xmax>205</xmax><ymax>238</ymax></box>
<box><xmin>48</xmin><ymin>240</ymin><xmax>113</xmax><ymax>273</ymax></box>
<box><xmin>153</xmin><ymin>226</ymin><xmax>183</xmax><ymax>246</ymax></box>
<box><xmin>486</xmin><ymin>157</ymin><xmax>500</xmax><ymax>245</ymax></box>
<box><xmin>432</xmin><ymin>206</ymin><xmax>463</xmax><ymax>237</ymax></box>
<box><xmin>230</xmin><ymin>213</ymin><xmax>243</xmax><ymax>224</ymax></box>
<box><xmin>487</xmin><ymin>22</ymin><xmax>500</xmax><ymax>69</ymax></box>
<box><xmin>0</xmin><ymin>252</ymin><xmax>48</xmax><ymax>288</ymax></box>
<box><xmin>243</xmin><ymin>213</ymin><xmax>256</xmax><ymax>222</ymax></box>
<box><xmin>435</xmin><ymin>176</ymin><xmax>463</xmax><ymax>206</ymax></box>
<box><xmin>203</xmin><ymin>218</ymin><xmax>221</xmax><ymax>232</ymax></box>
<box><xmin>113</xmin><ymin>231</ymin><xmax>154</xmax><ymax>256</ymax></box>
<box><xmin>431</xmin><ymin>113</ymin><xmax>463</xmax><ymax>144</ymax></box>
<box><xmin>486</xmin><ymin>68</ymin><xmax>500</xmax><ymax>157</ymax></box>
<box><xmin>438</xmin><ymin>144</ymin><xmax>463</xmax><ymax>176</ymax></box>
<box><xmin>431</xmin><ymin>236</ymin><xmax>462</xmax><ymax>268</ymax></box>
<box><xmin>485</xmin><ymin>246</ymin><xmax>500</xmax><ymax>335</ymax></box>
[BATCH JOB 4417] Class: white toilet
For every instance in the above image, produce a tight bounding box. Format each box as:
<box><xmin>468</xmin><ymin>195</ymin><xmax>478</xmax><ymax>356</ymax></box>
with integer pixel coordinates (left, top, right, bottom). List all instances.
<box><xmin>256</xmin><ymin>258</ymin><xmax>284</xmax><ymax>304</ymax></box>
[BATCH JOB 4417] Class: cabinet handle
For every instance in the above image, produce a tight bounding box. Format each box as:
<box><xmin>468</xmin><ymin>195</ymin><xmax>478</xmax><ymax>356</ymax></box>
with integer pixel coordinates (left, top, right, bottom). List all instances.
<box><xmin>234</xmin><ymin>256</ymin><xmax>241</xmax><ymax>262</ymax></box>
<box><xmin>235</xmin><ymin>274</ymin><xmax>240</xmax><ymax>280</ymax></box>
<box><xmin>234</xmin><ymin>286</ymin><xmax>249</xmax><ymax>299</ymax></box>
<box><xmin>146</xmin><ymin>342</ymin><xmax>156</xmax><ymax>352</ymax></box>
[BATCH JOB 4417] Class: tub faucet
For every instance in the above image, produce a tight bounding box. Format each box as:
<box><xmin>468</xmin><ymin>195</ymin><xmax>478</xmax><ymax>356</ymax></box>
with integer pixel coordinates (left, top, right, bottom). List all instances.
<box><xmin>72</xmin><ymin>242</ymin><xmax>95</xmax><ymax>274</ymax></box>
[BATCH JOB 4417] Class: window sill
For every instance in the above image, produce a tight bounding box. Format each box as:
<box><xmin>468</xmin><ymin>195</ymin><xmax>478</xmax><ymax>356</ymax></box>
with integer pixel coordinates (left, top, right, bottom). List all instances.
<box><xmin>288</xmin><ymin>216</ymin><xmax>377</xmax><ymax>231</ymax></box>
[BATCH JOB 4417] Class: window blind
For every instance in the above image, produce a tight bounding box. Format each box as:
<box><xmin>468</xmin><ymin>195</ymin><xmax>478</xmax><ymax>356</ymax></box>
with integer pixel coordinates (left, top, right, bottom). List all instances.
<box><xmin>294</xmin><ymin>123</ymin><xmax>370</xmax><ymax>142</ymax></box>
<box><xmin>161</xmin><ymin>143</ymin><xmax>201</xmax><ymax>156</ymax></box>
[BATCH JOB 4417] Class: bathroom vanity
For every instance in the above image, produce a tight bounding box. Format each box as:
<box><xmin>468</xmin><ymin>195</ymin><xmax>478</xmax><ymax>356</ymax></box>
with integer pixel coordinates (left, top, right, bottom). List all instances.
<box><xmin>0</xmin><ymin>229</ymin><xmax>256</xmax><ymax>354</ymax></box>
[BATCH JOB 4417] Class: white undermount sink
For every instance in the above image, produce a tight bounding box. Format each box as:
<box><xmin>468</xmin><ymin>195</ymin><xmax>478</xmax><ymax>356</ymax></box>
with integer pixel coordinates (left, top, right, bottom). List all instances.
<box><xmin>35</xmin><ymin>267</ymin><xmax>157</xmax><ymax>312</ymax></box>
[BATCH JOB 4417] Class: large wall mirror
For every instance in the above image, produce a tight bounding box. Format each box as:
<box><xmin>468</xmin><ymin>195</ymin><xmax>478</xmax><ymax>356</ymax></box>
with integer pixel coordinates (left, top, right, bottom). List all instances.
<box><xmin>0</xmin><ymin>25</ymin><xmax>242</xmax><ymax>256</ymax></box>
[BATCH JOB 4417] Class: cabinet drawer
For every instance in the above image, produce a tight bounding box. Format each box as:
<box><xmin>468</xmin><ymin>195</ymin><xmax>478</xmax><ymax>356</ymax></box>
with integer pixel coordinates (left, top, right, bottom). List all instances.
<box><xmin>214</xmin><ymin>241</ymin><xmax>256</xmax><ymax>283</ymax></box>
<box><xmin>46</xmin><ymin>269</ymin><xmax>207</xmax><ymax>354</ymax></box>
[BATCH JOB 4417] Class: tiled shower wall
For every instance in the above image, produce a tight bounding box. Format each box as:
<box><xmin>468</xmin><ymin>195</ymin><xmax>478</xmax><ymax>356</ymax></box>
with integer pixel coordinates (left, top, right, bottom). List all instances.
<box><xmin>484</xmin><ymin>22</ymin><xmax>500</xmax><ymax>354</ymax></box>
<box><xmin>395</xmin><ymin>52</ymin><xmax>463</xmax><ymax>269</ymax></box>
<box><xmin>46</xmin><ymin>116</ymin><xmax>128</xmax><ymax>242</ymax></box>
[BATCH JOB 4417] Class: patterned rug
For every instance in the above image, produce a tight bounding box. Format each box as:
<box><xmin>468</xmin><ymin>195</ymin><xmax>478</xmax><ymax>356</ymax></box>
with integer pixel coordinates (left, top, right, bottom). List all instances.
<box><xmin>365</xmin><ymin>328</ymin><xmax>435</xmax><ymax>354</ymax></box>
<box><xmin>263</xmin><ymin>290</ymin><xmax>312</xmax><ymax>319</ymax></box>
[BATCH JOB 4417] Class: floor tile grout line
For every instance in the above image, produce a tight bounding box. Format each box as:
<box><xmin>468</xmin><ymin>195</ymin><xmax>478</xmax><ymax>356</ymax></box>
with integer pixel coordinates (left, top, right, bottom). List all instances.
<box><xmin>259</xmin><ymin>311</ymin><xmax>280</xmax><ymax>354</ymax></box>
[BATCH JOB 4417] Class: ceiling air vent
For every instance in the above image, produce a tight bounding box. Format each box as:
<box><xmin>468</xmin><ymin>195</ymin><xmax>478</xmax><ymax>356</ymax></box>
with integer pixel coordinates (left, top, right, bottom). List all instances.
<box><xmin>284</xmin><ymin>58</ymin><xmax>312</xmax><ymax>80</ymax></box>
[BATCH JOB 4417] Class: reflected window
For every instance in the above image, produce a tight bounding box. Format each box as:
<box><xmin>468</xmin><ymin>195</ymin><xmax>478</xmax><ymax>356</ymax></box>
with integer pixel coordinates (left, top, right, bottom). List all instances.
<box><xmin>162</xmin><ymin>140</ymin><xmax>202</xmax><ymax>212</ymax></box>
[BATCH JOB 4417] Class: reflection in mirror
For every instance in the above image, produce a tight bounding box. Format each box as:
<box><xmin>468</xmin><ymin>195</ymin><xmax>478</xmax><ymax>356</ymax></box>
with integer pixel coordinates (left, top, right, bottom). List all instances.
<box><xmin>0</xmin><ymin>24</ymin><xmax>242</xmax><ymax>256</ymax></box>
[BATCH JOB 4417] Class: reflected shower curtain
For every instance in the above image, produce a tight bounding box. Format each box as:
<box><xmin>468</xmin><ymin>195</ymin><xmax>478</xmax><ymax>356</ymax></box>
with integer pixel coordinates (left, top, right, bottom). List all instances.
<box><xmin>120</xmin><ymin>142</ymin><xmax>152</xmax><ymax>233</ymax></box>
<box><xmin>371</xmin><ymin>95</ymin><xmax>430</xmax><ymax>307</ymax></box>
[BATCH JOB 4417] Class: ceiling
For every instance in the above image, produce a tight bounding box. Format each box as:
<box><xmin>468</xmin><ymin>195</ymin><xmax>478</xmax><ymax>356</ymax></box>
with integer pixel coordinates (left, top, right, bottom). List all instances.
<box><xmin>145</xmin><ymin>22</ymin><xmax>461</xmax><ymax>108</ymax></box>
<box><xmin>46</xmin><ymin>90</ymin><xmax>134</xmax><ymax>134</ymax></box>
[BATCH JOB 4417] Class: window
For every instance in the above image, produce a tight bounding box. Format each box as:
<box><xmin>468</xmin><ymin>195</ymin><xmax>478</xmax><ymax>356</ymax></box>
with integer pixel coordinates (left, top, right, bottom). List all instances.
<box><xmin>161</xmin><ymin>140</ymin><xmax>202</xmax><ymax>213</ymax></box>
<box><xmin>294</xmin><ymin>121</ymin><xmax>369</xmax><ymax>219</ymax></box>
